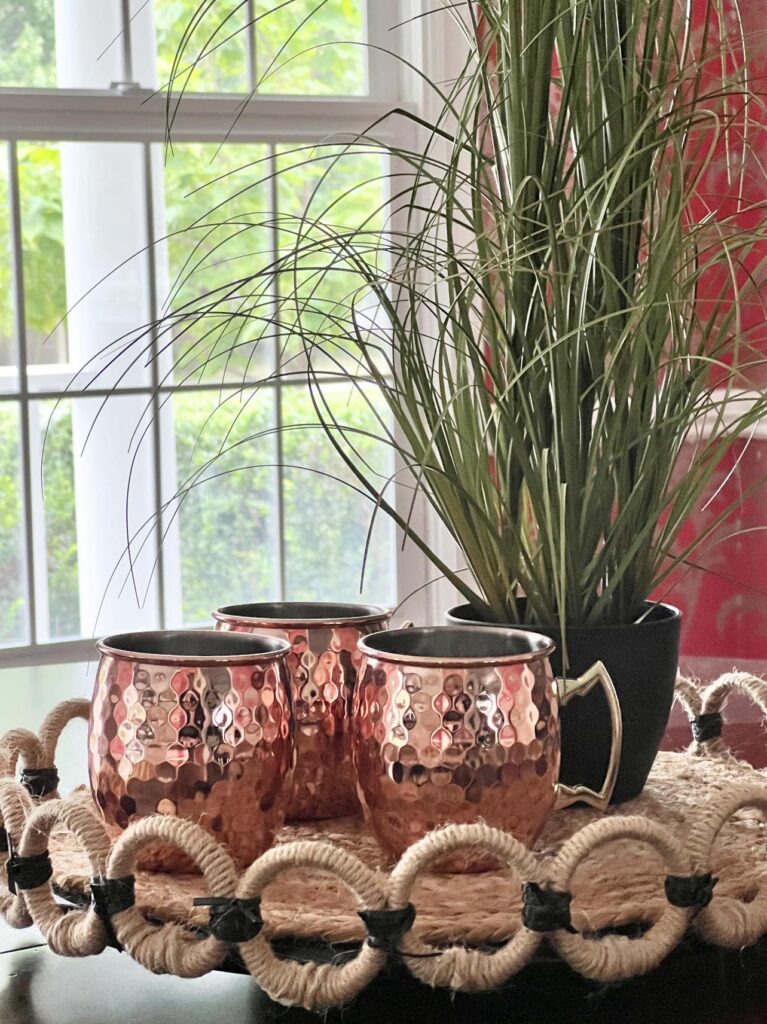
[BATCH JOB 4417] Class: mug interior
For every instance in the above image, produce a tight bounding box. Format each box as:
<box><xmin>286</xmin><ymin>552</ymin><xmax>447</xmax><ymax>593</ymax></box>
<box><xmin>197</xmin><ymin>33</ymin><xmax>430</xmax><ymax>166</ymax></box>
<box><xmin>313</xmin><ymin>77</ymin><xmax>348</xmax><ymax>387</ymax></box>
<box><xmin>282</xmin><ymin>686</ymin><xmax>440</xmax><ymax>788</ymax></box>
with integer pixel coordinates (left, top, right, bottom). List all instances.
<box><xmin>214</xmin><ymin>601</ymin><xmax>390</xmax><ymax>624</ymax></box>
<box><xmin>98</xmin><ymin>629</ymin><xmax>289</xmax><ymax>662</ymax></box>
<box><xmin>360</xmin><ymin>625</ymin><xmax>554</xmax><ymax>664</ymax></box>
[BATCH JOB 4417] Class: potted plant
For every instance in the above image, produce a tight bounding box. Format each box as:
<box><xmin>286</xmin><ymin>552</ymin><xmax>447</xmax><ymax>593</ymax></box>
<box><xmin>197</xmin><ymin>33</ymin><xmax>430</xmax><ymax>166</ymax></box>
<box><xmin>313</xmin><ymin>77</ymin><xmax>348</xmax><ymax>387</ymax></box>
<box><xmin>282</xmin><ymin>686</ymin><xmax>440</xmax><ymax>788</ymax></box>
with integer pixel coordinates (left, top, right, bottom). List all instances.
<box><xmin>121</xmin><ymin>0</ymin><xmax>767</xmax><ymax>802</ymax></box>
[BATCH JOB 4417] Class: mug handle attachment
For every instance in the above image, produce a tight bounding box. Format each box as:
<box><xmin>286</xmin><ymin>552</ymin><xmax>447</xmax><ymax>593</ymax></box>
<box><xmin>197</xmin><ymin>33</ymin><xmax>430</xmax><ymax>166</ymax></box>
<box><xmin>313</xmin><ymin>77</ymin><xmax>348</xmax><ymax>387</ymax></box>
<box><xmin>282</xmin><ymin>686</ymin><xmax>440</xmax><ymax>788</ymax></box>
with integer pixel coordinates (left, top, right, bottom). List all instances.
<box><xmin>553</xmin><ymin>660</ymin><xmax>622</xmax><ymax>812</ymax></box>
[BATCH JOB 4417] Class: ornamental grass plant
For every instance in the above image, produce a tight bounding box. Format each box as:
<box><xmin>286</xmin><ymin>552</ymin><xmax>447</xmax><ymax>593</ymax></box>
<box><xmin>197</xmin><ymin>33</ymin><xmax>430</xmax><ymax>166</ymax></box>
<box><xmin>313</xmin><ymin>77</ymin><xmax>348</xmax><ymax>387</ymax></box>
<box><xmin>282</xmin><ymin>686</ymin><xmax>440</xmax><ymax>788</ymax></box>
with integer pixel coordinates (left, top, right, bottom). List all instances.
<box><xmin>108</xmin><ymin>1</ymin><xmax>767</xmax><ymax>632</ymax></box>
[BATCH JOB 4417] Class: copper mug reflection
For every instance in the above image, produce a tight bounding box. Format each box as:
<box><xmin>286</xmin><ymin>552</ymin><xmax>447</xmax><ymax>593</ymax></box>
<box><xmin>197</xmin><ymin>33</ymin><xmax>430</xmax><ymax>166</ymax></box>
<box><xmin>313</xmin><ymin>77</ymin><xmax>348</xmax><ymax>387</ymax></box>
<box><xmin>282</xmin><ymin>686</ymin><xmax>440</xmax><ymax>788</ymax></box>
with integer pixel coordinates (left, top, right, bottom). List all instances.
<box><xmin>89</xmin><ymin>630</ymin><xmax>293</xmax><ymax>869</ymax></box>
<box><xmin>353</xmin><ymin>626</ymin><xmax>622</xmax><ymax>864</ymax></box>
<box><xmin>213</xmin><ymin>602</ymin><xmax>392</xmax><ymax>820</ymax></box>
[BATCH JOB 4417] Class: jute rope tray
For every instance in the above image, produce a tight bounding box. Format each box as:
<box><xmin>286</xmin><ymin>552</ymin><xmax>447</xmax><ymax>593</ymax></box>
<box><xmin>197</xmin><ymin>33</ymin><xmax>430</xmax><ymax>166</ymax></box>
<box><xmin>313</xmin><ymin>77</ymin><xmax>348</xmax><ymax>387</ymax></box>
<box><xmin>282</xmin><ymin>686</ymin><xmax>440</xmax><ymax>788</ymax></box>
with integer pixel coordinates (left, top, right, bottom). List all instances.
<box><xmin>1</xmin><ymin>672</ymin><xmax>767</xmax><ymax>1012</ymax></box>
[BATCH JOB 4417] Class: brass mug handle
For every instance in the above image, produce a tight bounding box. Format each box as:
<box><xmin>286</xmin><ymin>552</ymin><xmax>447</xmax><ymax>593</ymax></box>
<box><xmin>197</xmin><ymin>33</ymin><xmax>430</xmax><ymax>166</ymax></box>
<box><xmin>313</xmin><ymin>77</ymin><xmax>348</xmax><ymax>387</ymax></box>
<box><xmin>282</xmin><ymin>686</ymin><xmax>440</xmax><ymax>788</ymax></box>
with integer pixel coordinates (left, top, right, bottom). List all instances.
<box><xmin>553</xmin><ymin>660</ymin><xmax>622</xmax><ymax>812</ymax></box>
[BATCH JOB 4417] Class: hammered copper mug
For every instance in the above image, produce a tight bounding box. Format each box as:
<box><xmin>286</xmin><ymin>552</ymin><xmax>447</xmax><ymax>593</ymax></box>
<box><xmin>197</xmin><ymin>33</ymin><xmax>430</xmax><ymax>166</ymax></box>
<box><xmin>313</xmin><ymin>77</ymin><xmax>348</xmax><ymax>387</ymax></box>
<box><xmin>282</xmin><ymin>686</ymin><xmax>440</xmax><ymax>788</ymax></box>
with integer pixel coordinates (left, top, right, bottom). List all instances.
<box><xmin>89</xmin><ymin>630</ymin><xmax>293</xmax><ymax>869</ymax></box>
<box><xmin>353</xmin><ymin>626</ymin><xmax>622</xmax><ymax>866</ymax></box>
<box><xmin>213</xmin><ymin>602</ymin><xmax>392</xmax><ymax>820</ymax></box>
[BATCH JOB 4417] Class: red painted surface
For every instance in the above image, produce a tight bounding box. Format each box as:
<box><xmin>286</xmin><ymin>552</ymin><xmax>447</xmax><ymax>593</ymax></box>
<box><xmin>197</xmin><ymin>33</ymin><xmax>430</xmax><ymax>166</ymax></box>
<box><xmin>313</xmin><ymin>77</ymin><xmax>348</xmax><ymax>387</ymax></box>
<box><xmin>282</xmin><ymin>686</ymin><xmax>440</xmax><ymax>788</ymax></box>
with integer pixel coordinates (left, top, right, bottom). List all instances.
<box><xmin>660</xmin><ymin>440</ymin><xmax>767</xmax><ymax>658</ymax></box>
<box><xmin>658</xmin><ymin>1</ymin><xmax>767</xmax><ymax>657</ymax></box>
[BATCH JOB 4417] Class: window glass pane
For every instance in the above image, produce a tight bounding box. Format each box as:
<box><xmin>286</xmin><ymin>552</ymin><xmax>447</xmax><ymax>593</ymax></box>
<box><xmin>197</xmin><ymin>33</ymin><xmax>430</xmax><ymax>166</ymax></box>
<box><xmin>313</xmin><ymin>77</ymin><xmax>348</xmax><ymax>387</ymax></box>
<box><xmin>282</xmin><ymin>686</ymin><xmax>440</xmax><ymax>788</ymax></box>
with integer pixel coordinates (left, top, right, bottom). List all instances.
<box><xmin>159</xmin><ymin>142</ymin><xmax>275</xmax><ymax>386</ymax></box>
<box><xmin>282</xmin><ymin>383</ymin><xmax>395</xmax><ymax>604</ymax></box>
<box><xmin>38</xmin><ymin>393</ymin><xmax>161</xmax><ymax>639</ymax></box>
<box><xmin>0</xmin><ymin>0</ymin><xmax>56</xmax><ymax>88</ymax></box>
<box><xmin>0</xmin><ymin>142</ymin><xmax>17</xmax><ymax>393</ymax></box>
<box><xmin>35</xmin><ymin>399</ymin><xmax>80</xmax><ymax>640</ymax></box>
<box><xmin>0</xmin><ymin>1</ymin><xmax>125</xmax><ymax>90</ymax></box>
<box><xmin>275</xmin><ymin>145</ymin><xmax>388</xmax><ymax>374</ymax></box>
<box><xmin>17</xmin><ymin>143</ymin><xmax>68</xmax><ymax>371</ymax></box>
<box><xmin>0</xmin><ymin>402</ymin><xmax>26</xmax><ymax>645</ymax></box>
<box><xmin>170</xmin><ymin>388</ymin><xmax>279</xmax><ymax>625</ymax></box>
<box><xmin>255</xmin><ymin>0</ymin><xmax>365</xmax><ymax>96</ymax></box>
<box><xmin>19</xmin><ymin>142</ymin><xmax>152</xmax><ymax>393</ymax></box>
<box><xmin>154</xmin><ymin>0</ymin><xmax>249</xmax><ymax>93</ymax></box>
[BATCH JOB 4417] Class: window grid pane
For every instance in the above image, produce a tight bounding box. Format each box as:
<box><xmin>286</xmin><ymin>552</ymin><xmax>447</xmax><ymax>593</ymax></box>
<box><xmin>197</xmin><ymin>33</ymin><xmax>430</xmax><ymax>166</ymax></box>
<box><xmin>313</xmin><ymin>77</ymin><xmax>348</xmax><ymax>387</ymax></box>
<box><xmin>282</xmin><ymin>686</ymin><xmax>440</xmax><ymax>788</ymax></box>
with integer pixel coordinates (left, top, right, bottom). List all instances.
<box><xmin>0</xmin><ymin>1</ymin><xmax>402</xmax><ymax>656</ymax></box>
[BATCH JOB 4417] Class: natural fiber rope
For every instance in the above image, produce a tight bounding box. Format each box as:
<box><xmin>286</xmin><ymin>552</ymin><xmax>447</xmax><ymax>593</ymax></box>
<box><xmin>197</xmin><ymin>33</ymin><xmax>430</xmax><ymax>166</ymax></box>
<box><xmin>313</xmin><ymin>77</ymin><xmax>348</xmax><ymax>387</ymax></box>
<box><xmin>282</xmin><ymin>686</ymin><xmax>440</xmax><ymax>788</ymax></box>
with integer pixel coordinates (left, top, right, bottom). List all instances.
<box><xmin>1</xmin><ymin>674</ymin><xmax>766</xmax><ymax>1010</ymax></box>
<box><xmin>0</xmin><ymin>779</ymin><xmax>34</xmax><ymax>927</ymax></box>
<box><xmin>237</xmin><ymin>843</ymin><xmax>387</xmax><ymax>1009</ymax></box>
<box><xmin>107</xmin><ymin>815</ymin><xmax>239</xmax><ymax>978</ymax></box>
<box><xmin>389</xmin><ymin>821</ymin><xmax>541</xmax><ymax>991</ymax></box>
<box><xmin>548</xmin><ymin>816</ymin><xmax>692</xmax><ymax>980</ymax></box>
<box><xmin>18</xmin><ymin>798</ymin><xmax>111</xmax><ymax>956</ymax></box>
<box><xmin>675</xmin><ymin>670</ymin><xmax>767</xmax><ymax>760</ymax></box>
<box><xmin>0</xmin><ymin>729</ymin><xmax>44</xmax><ymax>777</ymax></box>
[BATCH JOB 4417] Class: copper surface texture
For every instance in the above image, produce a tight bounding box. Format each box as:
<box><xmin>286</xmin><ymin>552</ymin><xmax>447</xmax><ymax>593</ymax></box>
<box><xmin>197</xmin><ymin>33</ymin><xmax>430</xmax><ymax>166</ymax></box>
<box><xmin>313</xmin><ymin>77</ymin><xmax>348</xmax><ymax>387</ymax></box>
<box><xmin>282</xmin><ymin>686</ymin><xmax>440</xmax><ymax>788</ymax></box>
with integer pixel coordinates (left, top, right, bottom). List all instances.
<box><xmin>353</xmin><ymin>652</ymin><xmax>560</xmax><ymax>867</ymax></box>
<box><xmin>215</xmin><ymin>607</ymin><xmax>391</xmax><ymax>820</ymax></box>
<box><xmin>89</xmin><ymin>650</ymin><xmax>293</xmax><ymax>869</ymax></box>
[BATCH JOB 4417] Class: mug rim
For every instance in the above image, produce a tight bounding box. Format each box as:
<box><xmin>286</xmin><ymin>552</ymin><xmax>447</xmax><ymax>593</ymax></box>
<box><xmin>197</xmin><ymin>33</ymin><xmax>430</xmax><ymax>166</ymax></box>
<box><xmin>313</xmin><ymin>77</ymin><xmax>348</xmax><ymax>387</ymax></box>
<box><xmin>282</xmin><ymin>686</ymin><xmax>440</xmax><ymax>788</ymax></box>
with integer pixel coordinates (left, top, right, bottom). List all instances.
<box><xmin>96</xmin><ymin>629</ymin><xmax>291</xmax><ymax>666</ymax></box>
<box><xmin>357</xmin><ymin>625</ymin><xmax>556</xmax><ymax>667</ymax></box>
<box><xmin>212</xmin><ymin>601</ymin><xmax>392</xmax><ymax>629</ymax></box>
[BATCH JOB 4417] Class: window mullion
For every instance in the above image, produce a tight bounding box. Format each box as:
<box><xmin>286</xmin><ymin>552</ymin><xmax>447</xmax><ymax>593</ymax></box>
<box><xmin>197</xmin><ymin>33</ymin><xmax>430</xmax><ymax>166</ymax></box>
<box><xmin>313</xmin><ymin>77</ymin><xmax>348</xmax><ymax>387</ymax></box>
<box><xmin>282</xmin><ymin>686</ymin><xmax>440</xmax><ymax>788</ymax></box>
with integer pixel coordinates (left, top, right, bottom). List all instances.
<box><xmin>7</xmin><ymin>141</ymin><xmax>38</xmax><ymax>646</ymax></box>
<box><xmin>269</xmin><ymin>144</ymin><xmax>286</xmax><ymax>601</ymax></box>
<box><xmin>143</xmin><ymin>141</ymin><xmax>167</xmax><ymax>628</ymax></box>
<box><xmin>120</xmin><ymin>0</ymin><xmax>136</xmax><ymax>85</ymax></box>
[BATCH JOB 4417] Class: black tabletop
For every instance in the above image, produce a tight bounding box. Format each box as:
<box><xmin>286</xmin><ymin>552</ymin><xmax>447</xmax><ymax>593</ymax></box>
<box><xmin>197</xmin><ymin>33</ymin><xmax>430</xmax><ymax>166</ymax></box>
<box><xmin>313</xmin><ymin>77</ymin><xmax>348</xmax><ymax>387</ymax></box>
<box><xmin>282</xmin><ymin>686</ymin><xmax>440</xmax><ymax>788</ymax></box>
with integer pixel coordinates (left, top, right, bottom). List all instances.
<box><xmin>3</xmin><ymin>915</ymin><xmax>767</xmax><ymax>1024</ymax></box>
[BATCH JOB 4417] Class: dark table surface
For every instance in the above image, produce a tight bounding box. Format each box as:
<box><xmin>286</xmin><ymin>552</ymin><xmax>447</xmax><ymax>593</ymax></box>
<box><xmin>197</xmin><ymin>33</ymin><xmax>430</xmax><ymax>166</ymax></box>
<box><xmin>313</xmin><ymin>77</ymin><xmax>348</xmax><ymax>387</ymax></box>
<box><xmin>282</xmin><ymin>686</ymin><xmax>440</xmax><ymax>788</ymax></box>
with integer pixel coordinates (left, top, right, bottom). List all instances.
<box><xmin>1</xmin><ymin>655</ymin><xmax>765</xmax><ymax>1023</ymax></box>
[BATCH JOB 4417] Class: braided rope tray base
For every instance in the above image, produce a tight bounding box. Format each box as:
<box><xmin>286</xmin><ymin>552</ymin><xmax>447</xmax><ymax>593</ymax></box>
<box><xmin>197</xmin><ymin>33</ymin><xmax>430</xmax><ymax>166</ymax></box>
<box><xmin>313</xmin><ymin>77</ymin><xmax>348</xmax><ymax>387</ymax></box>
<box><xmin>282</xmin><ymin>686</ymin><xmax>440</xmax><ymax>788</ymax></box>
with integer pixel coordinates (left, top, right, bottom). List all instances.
<box><xmin>1</xmin><ymin>673</ymin><xmax>767</xmax><ymax>1012</ymax></box>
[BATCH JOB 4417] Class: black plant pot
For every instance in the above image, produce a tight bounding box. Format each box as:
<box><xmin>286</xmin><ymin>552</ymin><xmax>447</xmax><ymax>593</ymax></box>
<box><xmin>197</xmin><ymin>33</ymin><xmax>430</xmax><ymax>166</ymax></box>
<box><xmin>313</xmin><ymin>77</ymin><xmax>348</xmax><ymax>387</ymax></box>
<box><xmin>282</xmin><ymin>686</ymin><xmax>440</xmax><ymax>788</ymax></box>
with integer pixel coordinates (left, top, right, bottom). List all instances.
<box><xmin>446</xmin><ymin>601</ymin><xmax>682</xmax><ymax>804</ymax></box>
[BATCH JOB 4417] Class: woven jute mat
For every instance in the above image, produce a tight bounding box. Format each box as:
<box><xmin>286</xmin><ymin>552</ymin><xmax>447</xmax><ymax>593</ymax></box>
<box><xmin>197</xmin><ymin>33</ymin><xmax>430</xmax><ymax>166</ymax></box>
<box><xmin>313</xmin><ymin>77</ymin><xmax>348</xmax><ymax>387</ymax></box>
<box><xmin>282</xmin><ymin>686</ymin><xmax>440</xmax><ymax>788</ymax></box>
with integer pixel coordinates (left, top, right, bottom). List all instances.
<box><xmin>48</xmin><ymin>750</ymin><xmax>766</xmax><ymax>946</ymax></box>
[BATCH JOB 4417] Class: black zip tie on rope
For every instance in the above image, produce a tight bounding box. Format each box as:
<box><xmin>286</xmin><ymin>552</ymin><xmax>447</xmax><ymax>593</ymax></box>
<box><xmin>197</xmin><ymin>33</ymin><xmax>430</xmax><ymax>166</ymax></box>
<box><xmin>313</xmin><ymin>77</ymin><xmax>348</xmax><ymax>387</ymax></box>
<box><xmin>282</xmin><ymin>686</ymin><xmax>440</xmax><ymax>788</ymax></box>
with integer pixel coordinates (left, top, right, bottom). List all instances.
<box><xmin>358</xmin><ymin>903</ymin><xmax>416</xmax><ymax>952</ymax></box>
<box><xmin>6</xmin><ymin>849</ymin><xmax>53</xmax><ymax>895</ymax></box>
<box><xmin>90</xmin><ymin>876</ymin><xmax>136</xmax><ymax>917</ymax></box>
<box><xmin>522</xmin><ymin>882</ymin><xmax>577</xmax><ymax>934</ymax></box>
<box><xmin>90</xmin><ymin>876</ymin><xmax>136</xmax><ymax>951</ymax></box>
<box><xmin>665</xmin><ymin>873</ymin><xmax>717</xmax><ymax>910</ymax></box>
<box><xmin>192</xmin><ymin>896</ymin><xmax>263</xmax><ymax>943</ymax></box>
<box><xmin>0</xmin><ymin>827</ymin><xmax>7</xmax><ymax>854</ymax></box>
<box><xmin>690</xmin><ymin>713</ymin><xmax>723</xmax><ymax>744</ymax></box>
<box><xmin>20</xmin><ymin>767</ymin><xmax>60</xmax><ymax>798</ymax></box>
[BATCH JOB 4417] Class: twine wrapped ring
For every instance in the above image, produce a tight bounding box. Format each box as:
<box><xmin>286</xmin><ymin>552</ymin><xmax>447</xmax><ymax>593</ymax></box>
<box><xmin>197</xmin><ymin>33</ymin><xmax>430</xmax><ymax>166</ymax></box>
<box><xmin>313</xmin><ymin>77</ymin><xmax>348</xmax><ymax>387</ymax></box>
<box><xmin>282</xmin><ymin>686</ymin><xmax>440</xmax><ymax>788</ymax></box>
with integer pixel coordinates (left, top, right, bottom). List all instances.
<box><xmin>106</xmin><ymin>815</ymin><xmax>239</xmax><ymax>978</ymax></box>
<box><xmin>17</xmin><ymin>798</ymin><xmax>111</xmax><ymax>956</ymax></box>
<box><xmin>688</xmin><ymin>783</ymin><xmax>767</xmax><ymax>948</ymax></box>
<box><xmin>388</xmin><ymin>821</ymin><xmax>542</xmax><ymax>991</ymax></box>
<box><xmin>237</xmin><ymin>841</ymin><xmax>387</xmax><ymax>1010</ymax></box>
<box><xmin>548</xmin><ymin>817</ymin><xmax>693</xmax><ymax>981</ymax></box>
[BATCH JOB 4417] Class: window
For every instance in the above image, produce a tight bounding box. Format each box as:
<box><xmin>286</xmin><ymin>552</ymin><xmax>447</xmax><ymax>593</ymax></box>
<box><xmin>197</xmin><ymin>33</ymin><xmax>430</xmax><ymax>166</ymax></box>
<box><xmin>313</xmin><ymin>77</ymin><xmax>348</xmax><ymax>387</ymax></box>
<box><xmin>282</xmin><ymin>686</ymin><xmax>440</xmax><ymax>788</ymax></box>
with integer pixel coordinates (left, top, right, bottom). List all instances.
<box><xmin>0</xmin><ymin>0</ymin><xmax>433</xmax><ymax>662</ymax></box>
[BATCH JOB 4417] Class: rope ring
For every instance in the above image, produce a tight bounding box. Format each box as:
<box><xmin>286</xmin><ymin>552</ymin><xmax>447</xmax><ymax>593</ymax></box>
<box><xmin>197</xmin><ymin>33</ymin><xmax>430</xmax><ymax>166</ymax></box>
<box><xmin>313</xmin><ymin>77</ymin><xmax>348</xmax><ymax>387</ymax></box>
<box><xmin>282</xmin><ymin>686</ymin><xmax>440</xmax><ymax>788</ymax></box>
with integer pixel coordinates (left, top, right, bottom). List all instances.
<box><xmin>17</xmin><ymin>796</ymin><xmax>111</xmax><ymax>956</ymax></box>
<box><xmin>687</xmin><ymin>783</ymin><xmax>767</xmax><ymax>948</ymax></box>
<box><xmin>106</xmin><ymin>815</ymin><xmax>238</xmax><ymax>978</ymax></box>
<box><xmin>0</xmin><ymin>728</ymin><xmax>45</xmax><ymax>779</ymax></box>
<box><xmin>549</xmin><ymin>817</ymin><xmax>693</xmax><ymax>981</ymax></box>
<box><xmin>38</xmin><ymin>699</ymin><xmax>90</xmax><ymax>766</ymax></box>
<box><xmin>0</xmin><ymin>779</ymin><xmax>35</xmax><ymax>928</ymax></box>
<box><xmin>36</xmin><ymin>699</ymin><xmax>90</xmax><ymax>799</ymax></box>
<box><xmin>388</xmin><ymin>822</ymin><xmax>542</xmax><ymax>992</ymax></box>
<box><xmin>237</xmin><ymin>840</ymin><xmax>387</xmax><ymax>1010</ymax></box>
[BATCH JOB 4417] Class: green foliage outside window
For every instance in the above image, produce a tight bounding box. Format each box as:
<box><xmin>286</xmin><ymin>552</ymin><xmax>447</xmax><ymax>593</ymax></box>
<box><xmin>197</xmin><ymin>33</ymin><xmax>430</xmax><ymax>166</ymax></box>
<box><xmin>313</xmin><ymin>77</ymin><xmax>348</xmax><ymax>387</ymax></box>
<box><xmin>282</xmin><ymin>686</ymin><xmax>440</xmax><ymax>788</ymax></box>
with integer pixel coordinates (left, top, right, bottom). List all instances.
<box><xmin>0</xmin><ymin>406</ymin><xmax>24</xmax><ymax>644</ymax></box>
<box><xmin>0</xmin><ymin>0</ymin><xmax>56</xmax><ymax>88</ymax></box>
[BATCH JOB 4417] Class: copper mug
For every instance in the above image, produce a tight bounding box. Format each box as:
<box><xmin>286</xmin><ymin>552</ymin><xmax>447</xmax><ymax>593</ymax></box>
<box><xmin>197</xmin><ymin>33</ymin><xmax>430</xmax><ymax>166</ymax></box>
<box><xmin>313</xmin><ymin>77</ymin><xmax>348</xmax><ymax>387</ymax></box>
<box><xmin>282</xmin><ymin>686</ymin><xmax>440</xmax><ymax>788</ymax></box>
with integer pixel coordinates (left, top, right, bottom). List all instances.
<box><xmin>213</xmin><ymin>602</ymin><xmax>392</xmax><ymax>820</ymax></box>
<box><xmin>89</xmin><ymin>630</ymin><xmax>293</xmax><ymax>869</ymax></box>
<box><xmin>353</xmin><ymin>626</ymin><xmax>622</xmax><ymax>865</ymax></box>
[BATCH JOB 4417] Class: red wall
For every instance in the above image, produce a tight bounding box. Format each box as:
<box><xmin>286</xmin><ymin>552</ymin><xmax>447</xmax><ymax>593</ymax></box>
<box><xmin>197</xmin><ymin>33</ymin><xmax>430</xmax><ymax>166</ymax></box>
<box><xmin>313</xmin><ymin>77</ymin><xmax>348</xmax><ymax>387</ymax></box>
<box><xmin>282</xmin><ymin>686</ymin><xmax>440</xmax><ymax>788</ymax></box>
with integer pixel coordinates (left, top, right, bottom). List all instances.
<box><xmin>660</xmin><ymin>0</ymin><xmax>767</xmax><ymax>657</ymax></box>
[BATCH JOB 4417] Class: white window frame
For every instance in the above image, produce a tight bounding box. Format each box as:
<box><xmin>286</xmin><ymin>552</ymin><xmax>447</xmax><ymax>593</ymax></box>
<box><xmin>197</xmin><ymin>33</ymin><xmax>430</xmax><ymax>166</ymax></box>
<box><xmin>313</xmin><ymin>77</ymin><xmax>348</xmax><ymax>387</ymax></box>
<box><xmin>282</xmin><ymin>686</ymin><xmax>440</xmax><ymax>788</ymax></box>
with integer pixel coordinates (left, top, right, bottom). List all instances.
<box><xmin>0</xmin><ymin>0</ymin><xmax>453</xmax><ymax>667</ymax></box>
